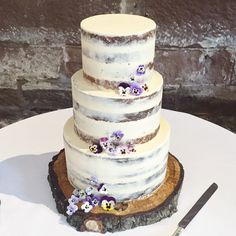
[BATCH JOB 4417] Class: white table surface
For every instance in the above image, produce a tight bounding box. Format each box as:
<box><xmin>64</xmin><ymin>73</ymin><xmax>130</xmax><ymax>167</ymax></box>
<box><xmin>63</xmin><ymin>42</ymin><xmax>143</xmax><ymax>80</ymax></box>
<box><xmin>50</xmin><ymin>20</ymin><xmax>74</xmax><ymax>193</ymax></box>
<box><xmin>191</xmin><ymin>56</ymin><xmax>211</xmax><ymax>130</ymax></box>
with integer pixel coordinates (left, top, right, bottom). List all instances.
<box><xmin>0</xmin><ymin>108</ymin><xmax>235</xmax><ymax>236</ymax></box>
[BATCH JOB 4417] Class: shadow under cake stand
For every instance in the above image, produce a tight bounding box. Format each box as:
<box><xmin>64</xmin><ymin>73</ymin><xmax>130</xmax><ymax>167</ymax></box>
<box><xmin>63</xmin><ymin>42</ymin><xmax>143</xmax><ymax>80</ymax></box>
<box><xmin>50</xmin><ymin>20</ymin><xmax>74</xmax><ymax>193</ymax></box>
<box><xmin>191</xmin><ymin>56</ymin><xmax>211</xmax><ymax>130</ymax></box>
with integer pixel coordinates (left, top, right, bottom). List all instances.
<box><xmin>48</xmin><ymin>150</ymin><xmax>184</xmax><ymax>233</ymax></box>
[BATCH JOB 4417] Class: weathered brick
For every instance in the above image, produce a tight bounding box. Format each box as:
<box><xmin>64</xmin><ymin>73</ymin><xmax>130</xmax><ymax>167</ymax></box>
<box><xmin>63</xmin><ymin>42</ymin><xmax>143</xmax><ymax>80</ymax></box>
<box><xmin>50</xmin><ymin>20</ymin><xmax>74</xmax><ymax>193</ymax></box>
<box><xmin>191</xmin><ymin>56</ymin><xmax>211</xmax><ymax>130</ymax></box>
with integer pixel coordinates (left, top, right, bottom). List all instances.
<box><xmin>155</xmin><ymin>48</ymin><xmax>235</xmax><ymax>97</ymax></box>
<box><xmin>0</xmin><ymin>44</ymin><xmax>70</xmax><ymax>90</ymax></box>
<box><xmin>145</xmin><ymin>0</ymin><xmax>236</xmax><ymax>47</ymax></box>
<box><xmin>0</xmin><ymin>88</ymin><xmax>72</xmax><ymax>120</ymax></box>
<box><xmin>0</xmin><ymin>0</ymin><xmax>120</xmax><ymax>29</ymax></box>
<box><xmin>0</xmin><ymin>0</ymin><xmax>235</xmax><ymax>47</ymax></box>
<box><xmin>0</xmin><ymin>0</ymin><xmax>121</xmax><ymax>45</ymax></box>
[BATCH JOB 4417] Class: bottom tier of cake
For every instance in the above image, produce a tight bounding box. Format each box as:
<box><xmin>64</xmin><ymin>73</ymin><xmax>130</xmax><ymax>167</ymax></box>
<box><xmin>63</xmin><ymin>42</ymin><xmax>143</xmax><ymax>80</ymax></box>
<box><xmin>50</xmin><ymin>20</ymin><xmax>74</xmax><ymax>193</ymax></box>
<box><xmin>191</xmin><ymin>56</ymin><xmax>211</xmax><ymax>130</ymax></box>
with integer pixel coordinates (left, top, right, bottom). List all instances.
<box><xmin>48</xmin><ymin>150</ymin><xmax>184</xmax><ymax>233</ymax></box>
<box><xmin>63</xmin><ymin>117</ymin><xmax>171</xmax><ymax>201</ymax></box>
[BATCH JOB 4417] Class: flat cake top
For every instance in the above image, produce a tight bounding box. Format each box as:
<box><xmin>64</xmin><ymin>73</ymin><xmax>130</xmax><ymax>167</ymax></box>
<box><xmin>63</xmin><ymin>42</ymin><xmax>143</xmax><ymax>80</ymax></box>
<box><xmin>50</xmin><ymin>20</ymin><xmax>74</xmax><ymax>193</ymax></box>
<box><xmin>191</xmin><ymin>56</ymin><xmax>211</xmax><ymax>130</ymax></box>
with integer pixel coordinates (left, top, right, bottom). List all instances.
<box><xmin>80</xmin><ymin>14</ymin><xmax>156</xmax><ymax>36</ymax></box>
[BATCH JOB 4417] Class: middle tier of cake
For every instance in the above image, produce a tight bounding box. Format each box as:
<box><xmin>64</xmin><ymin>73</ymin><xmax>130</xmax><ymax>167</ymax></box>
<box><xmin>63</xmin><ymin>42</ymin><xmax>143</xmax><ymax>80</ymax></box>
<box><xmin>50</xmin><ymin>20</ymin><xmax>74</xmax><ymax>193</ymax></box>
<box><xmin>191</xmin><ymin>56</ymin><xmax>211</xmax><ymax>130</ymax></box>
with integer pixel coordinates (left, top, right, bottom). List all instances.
<box><xmin>72</xmin><ymin>69</ymin><xmax>163</xmax><ymax>144</ymax></box>
<box><xmin>64</xmin><ymin>116</ymin><xmax>170</xmax><ymax>202</ymax></box>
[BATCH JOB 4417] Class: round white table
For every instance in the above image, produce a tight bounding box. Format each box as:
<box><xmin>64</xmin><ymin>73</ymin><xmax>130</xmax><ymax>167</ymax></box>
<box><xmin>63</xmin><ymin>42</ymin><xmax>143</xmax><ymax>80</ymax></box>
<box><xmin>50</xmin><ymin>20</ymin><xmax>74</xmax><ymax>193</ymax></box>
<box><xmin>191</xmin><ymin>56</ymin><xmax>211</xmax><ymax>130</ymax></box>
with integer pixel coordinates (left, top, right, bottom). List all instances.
<box><xmin>0</xmin><ymin>108</ymin><xmax>235</xmax><ymax>236</ymax></box>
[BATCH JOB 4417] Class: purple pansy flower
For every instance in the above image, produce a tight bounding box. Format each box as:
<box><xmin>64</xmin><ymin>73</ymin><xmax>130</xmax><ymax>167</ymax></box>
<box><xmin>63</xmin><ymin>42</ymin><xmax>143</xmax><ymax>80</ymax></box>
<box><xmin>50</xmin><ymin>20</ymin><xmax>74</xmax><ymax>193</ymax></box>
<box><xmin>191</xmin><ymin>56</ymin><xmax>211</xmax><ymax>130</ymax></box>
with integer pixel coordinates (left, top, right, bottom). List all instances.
<box><xmin>99</xmin><ymin>196</ymin><xmax>116</xmax><ymax>211</ymax></box>
<box><xmin>117</xmin><ymin>144</ymin><xmax>128</xmax><ymax>155</ymax></box>
<box><xmin>68</xmin><ymin>195</ymin><xmax>80</xmax><ymax>205</ymax></box>
<box><xmin>89</xmin><ymin>143</ymin><xmax>103</xmax><ymax>154</ymax></box>
<box><xmin>111</xmin><ymin>131</ymin><xmax>124</xmax><ymax>141</ymax></box>
<box><xmin>97</xmin><ymin>183</ymin><xmax>108</xmax><ymax>195</ymax></box>
<box><xmin>136</xmin><ymin>65</ymin><xmax>146</xmax><ymax>75</ymax></box>
<box><xmin>99</xmin><ymin>137</ymin><xmax>109</xmax><ymax>150</ymax></box>
<box><xmin>75</xmin><ymin>189</ymin><xmax>86</xmax><ymax>200</ymax></box>
<box><xmin>85</xmin><ymin>194</ymin><xmax>94</xmax><ymax>202</ymax></box>
<box><xmin>130</xmin><ymin>82</ymin><xmax>143</xmax><ymax>96</ymax></box>
<box><xmin>105</xmin><ymin>142</ymin><xmax>118</xmax><ymax>156</ymax></box>
<box><xmin>66</xmin><ymin>204</ymin><xmax>78</xmax><ymax>216</ymax></box>
<box><xmin>72</xmin><ymin>189</ymin><xmax>86</xmax><ymax>200</ymax></box>
<box><xmin>127</xmin><ymin>143</ymin><xmax>136</xmax><ymax>153</ymax></box>
<box><xmin>81</xmin><ymin>201</ymin><xmax>93</xmax><ymax>213</ymax></box>
<box><xmin>118</xmin><ymin>82</ymin><xmax>130</xmax><ymax>96</ymax></box>
<box><xmin>91</xmin><ymin>196</ymin><xmax>100</xmax><ymax>206</ymax></box>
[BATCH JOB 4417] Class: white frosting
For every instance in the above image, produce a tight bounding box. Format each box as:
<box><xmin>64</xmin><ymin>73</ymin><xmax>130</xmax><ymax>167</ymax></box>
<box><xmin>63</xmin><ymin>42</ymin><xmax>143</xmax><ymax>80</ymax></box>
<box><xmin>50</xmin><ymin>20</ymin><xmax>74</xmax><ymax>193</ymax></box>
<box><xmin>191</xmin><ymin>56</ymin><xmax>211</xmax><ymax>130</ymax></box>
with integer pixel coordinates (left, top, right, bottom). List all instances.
<box><xmin>72</xmin><ymin>70</ymin><xmax>163</xmax><ymax>141</ymax></box>
<box><xmin>64</xmin><ymin>117</ymin><xmax>170</xmax><ymax>201</ymax></box>
<box><xmin>81</xmin><ymin>37</ymin><xmax>155</xmax><ymax>82</ymax></box>
<box><xmin>81</xmin><ymin>14</ymin><xmax>156</xmax><ymax>83</ymax></box>
<box><xmin>62</xmin><ymin>14</ymin><xmax>171</xmax><ymax>203</ymax></box>
<box><xmin>72</xmin><ymin>69</ymin><xmax>163</xmax><ymax>113</ymax></box>
<box><xmin>80</xmin><ymin>14</ymin><xmax>156</xmax><ymax>36</ymax></box>
<box><xmin>82</xmin><ymin>54</ymin><xmax>154</xmax><ymax>82</ymax></box>
<box><xmin>74</xmin><ymin>109</ymin><xmax>160</xmax><ymax>141</ymax></box>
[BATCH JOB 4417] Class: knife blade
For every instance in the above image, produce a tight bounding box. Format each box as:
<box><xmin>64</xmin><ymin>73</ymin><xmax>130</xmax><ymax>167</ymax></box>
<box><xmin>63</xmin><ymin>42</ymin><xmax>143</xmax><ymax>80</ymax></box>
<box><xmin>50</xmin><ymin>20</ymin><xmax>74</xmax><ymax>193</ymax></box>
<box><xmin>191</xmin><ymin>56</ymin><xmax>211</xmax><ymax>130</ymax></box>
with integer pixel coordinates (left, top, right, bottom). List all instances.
<box><xmin>172</xmin><ymin>183</ymin><xmax>218</xmax><ymax>236</ymax></box>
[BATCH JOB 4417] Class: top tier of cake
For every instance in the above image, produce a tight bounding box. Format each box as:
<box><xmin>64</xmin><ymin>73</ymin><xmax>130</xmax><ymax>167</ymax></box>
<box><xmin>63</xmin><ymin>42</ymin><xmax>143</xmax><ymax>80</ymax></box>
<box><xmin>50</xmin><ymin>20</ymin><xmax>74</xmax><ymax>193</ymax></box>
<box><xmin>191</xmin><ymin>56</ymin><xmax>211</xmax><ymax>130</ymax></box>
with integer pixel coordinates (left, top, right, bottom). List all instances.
<box><xmin>80</xmin><ymin>14</ymin><xmax>156</xmax><ymax>88</ymax></box>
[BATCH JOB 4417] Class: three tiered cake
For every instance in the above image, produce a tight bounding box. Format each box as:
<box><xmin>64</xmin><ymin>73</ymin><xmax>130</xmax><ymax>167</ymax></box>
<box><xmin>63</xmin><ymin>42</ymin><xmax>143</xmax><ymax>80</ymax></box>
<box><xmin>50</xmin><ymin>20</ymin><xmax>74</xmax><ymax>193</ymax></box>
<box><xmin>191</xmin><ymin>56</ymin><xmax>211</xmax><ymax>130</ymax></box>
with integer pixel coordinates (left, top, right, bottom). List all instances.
<box><xmin>48</xmin><ymin>14</ymin><xmax>184</xmax><ymax>233</ymax></box>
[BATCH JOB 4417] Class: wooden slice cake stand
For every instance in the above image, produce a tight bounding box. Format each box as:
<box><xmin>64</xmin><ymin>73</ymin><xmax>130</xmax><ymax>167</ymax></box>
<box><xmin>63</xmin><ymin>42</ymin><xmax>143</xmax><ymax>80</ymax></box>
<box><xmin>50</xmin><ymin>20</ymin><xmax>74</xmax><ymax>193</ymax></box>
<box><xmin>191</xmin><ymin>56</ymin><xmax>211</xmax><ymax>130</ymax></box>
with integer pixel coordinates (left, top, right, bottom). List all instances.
<box><xmin>48</xmin><ymin>149</ymin><xmax>184</xmax><ymax>233</ymax></box>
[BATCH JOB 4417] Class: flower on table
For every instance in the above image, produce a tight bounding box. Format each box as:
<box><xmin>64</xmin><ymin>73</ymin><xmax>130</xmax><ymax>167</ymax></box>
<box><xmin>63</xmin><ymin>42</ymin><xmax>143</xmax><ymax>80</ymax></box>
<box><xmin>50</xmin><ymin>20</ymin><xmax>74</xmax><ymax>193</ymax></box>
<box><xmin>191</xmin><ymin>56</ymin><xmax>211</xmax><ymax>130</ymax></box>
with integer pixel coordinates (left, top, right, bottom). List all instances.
<box><xmin>66</xmin><ymin>204</ymin><xmax>78</xmax><ymax>216</ymax></box>
<box><xmin>91</xmin><ymin>196</ymin><xmax>100</xmax><ymax>206</ymax></box>
<box><xmin>81</xmin><ymin>201</ymin><xmax>93</xmax><ymax>213</ymax></box>
<box><xmin>99</xmin><ymin>196</ymin><xmax>116</xmax><ymax>211</ymax></box>
<box><xmin>73</xmin><ymin>189</ymin><xmax>86</xmax><ymax>200</ymax></box>
<box><xmin>68</xmin><ymin>194</ymin><xmax>80</xmax><ymax>205</ymax></box>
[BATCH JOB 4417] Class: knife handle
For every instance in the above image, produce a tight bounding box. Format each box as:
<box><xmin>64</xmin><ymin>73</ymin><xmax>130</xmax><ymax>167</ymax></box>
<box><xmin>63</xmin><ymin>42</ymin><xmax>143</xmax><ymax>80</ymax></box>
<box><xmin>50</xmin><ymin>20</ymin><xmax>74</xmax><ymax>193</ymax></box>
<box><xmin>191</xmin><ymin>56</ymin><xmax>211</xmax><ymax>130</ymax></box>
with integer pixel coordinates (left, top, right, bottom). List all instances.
<box><xmin>178</xmin><ymin>183</ymin><xmax>218</xmax><ymax>229</ymax></box>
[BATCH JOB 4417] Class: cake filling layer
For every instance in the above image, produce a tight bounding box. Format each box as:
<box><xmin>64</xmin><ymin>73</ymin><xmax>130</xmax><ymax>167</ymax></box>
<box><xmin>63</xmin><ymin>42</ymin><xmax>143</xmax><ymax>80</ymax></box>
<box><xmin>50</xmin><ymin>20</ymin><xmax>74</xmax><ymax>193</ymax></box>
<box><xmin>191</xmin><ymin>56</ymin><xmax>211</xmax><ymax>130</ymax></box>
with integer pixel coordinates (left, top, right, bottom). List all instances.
<box><xmin>82</xmin><ymin>68</ymin><xmax>154</xmax><ymax>89</ymax></box>
<box><xmin>74</xmin><ymin>100</ymin><xmax>161</xmax><ymax>123</ymax></box>
<box><xmin>81</xmin><ymin>28</ymin><xmax>155</xmax><ymax>45</ymax></box>
<box><xmin>74</xmin><ymin>124</ymin><xmax>160</xmax><ymax>145</ymax></box>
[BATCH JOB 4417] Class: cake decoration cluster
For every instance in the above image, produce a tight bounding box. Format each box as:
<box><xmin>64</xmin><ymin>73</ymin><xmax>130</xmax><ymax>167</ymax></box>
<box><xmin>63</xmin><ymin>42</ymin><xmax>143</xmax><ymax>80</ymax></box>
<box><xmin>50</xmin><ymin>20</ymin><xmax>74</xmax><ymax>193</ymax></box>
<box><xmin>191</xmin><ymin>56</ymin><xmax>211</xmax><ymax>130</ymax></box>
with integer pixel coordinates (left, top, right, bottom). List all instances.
<box><xmin>89</xmin><ymin>130</ymin><xmax>136</xmax><ymax>156</ymax></box>
<box><xmin>66</xmin><ymin>177</ymin><xmax>116</xmax><ymax>215</ymax></box>
<box><xmin>118</xmin><ymin>64</ymin><xmax>149</xmax><ymax>97</ymax></box>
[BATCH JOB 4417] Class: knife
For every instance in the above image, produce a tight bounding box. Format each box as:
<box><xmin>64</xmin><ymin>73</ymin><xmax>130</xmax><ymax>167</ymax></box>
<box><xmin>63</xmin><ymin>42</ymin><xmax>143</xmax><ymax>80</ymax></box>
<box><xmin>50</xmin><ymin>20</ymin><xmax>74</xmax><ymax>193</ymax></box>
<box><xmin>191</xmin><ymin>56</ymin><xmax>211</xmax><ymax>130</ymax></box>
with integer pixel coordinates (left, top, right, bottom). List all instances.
<box><xmin>172</xmin><ymin>183</ymin><xmax>218</xmax><ymax>236</ymax></box>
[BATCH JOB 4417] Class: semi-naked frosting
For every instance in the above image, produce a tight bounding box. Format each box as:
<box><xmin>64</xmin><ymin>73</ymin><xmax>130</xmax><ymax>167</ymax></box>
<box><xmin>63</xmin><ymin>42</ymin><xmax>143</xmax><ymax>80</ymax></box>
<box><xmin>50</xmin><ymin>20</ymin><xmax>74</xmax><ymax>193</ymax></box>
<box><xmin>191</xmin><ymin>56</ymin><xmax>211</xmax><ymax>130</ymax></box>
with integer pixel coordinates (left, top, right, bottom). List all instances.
<box><xmin>81</xmin><ymin>14</ymin><xmax>156</xmax><ymax>86</ymax></box>
<box><xmin>64</xmin><ymin>117</ymin><xmax>170</xmax><ymax>201</ymax></box>
<box><xmin>63</xmin><ymin>14</ymin><xmax>171</xmax><ymax>203</ymax></box>
<box><xmin>72</xmin><ymin>69</ymin><xmax>163</xmax><ymax>143</ymax></box>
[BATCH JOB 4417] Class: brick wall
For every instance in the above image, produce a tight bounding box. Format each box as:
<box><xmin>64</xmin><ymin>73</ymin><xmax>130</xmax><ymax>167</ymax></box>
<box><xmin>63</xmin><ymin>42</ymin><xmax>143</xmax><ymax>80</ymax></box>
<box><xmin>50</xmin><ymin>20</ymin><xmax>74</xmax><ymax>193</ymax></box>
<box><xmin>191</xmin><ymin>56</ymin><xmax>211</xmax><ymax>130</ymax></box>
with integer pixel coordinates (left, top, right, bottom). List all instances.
<box><xmin>0</xmin><ymin>0</ymin><xmax>235</xmax><ymax>130</ymax></box>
